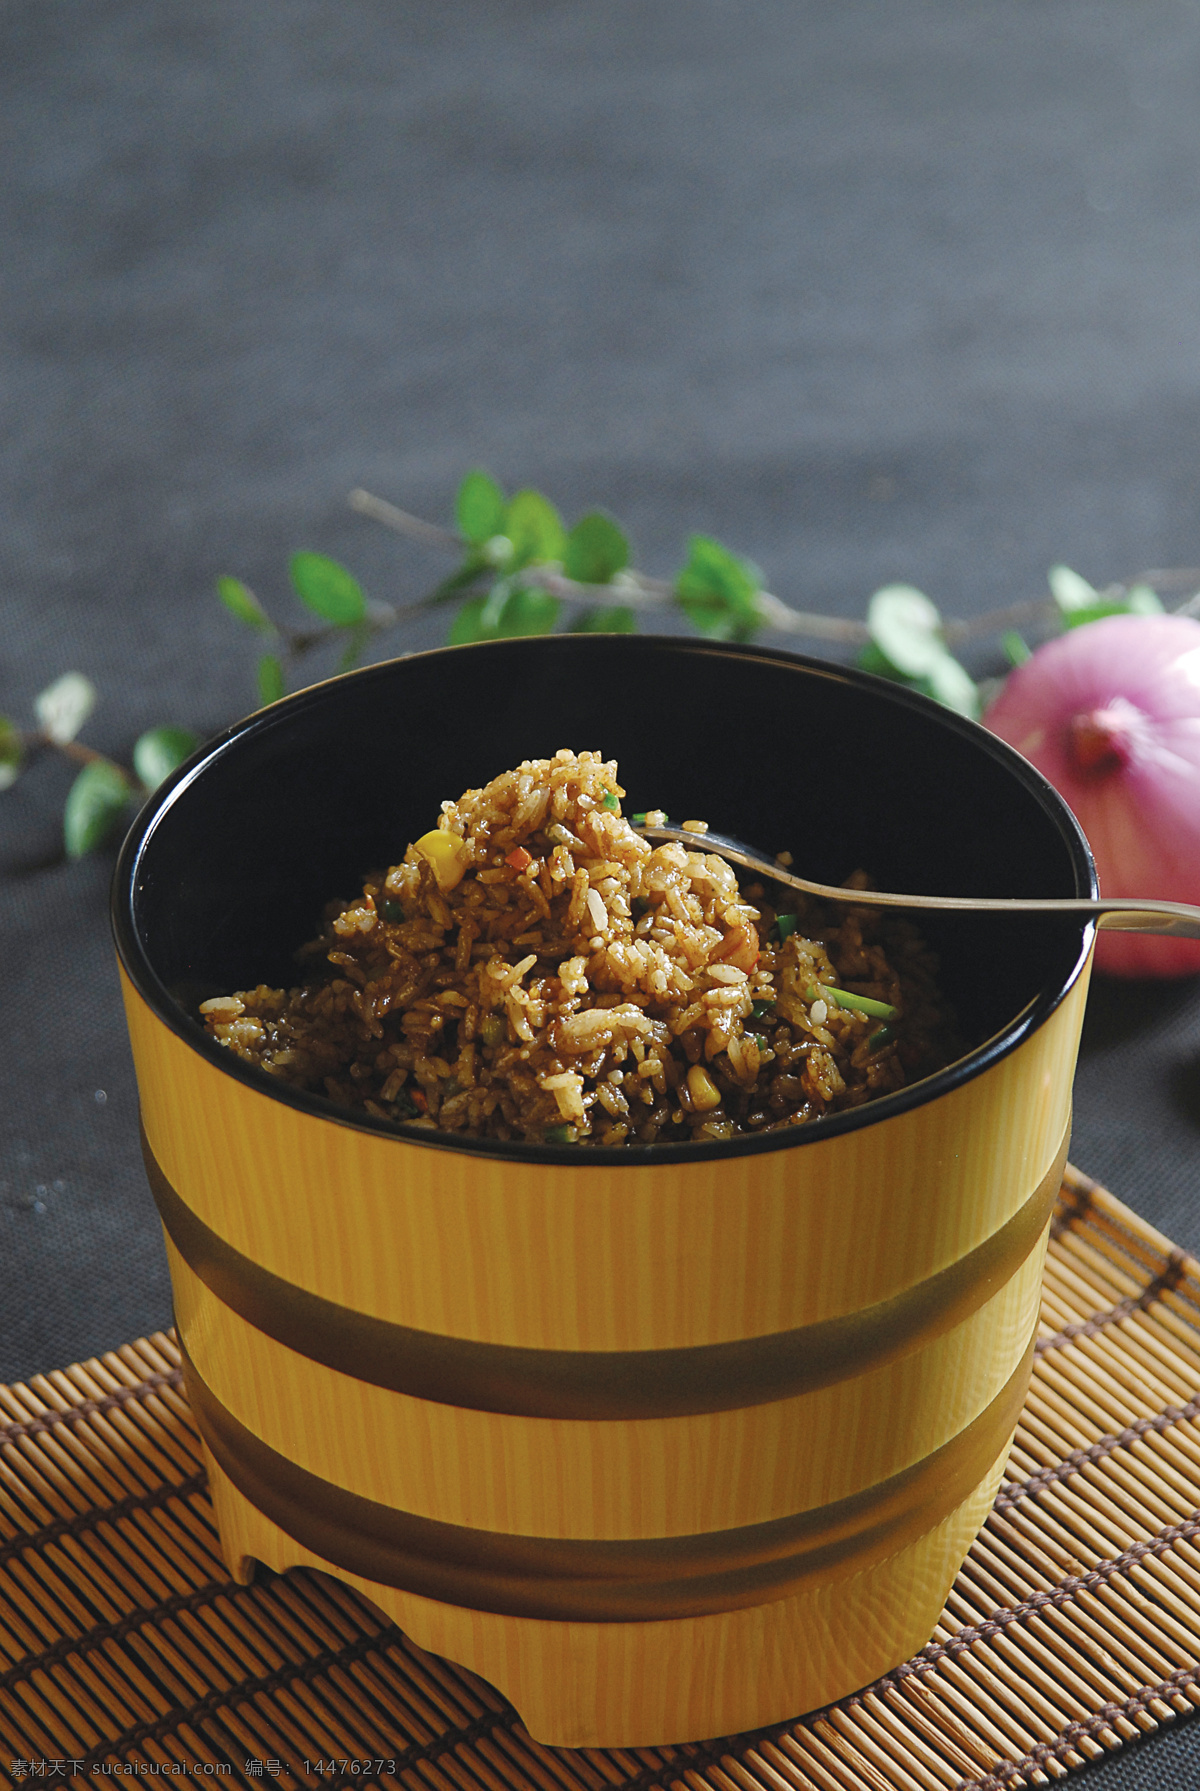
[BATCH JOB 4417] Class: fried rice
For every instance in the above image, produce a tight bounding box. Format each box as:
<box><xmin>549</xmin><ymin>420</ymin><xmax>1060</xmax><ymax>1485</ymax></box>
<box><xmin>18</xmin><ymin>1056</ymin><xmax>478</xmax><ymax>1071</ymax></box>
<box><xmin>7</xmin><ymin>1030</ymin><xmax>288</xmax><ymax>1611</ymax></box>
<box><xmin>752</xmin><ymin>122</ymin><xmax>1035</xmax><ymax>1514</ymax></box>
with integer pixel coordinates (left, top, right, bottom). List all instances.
<box><xmin>200</xmin><ymin>749</ymin><xmax>961</xmax><ymax>1146</ymax></box>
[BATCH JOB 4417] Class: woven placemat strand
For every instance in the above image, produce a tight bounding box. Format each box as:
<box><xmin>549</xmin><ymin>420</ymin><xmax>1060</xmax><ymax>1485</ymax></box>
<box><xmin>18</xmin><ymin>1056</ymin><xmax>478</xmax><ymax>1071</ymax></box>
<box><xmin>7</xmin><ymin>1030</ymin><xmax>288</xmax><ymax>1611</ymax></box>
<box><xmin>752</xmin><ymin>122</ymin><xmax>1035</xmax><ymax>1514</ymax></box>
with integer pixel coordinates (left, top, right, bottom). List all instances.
<box><xmin>4</xmin><ymin>1165</ymin><xmax>1200</xmax><ymax>1790</ymax></box>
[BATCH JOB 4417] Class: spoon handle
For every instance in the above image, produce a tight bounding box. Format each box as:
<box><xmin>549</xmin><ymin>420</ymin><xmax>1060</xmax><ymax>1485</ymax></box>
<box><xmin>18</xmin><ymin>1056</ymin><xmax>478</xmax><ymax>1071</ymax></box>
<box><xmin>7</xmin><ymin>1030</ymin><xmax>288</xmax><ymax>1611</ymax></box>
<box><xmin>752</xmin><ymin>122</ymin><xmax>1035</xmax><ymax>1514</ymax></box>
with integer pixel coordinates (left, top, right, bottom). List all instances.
<box><xmin>633</xmin><ymin>825</ymin><xmax>1200</xmax><ymax>940</ymax></box>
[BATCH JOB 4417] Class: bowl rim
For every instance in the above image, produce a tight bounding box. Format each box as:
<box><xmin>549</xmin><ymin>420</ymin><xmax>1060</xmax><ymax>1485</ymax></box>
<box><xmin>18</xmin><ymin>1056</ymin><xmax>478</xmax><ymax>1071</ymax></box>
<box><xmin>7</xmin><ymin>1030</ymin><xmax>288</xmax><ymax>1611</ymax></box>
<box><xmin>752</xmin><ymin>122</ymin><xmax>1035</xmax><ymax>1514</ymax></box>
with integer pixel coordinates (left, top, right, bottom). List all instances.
<box><xmin>112</xmin><ymin>635</ymin><xmax>1098</xmax><ymax>1167</ymax></box>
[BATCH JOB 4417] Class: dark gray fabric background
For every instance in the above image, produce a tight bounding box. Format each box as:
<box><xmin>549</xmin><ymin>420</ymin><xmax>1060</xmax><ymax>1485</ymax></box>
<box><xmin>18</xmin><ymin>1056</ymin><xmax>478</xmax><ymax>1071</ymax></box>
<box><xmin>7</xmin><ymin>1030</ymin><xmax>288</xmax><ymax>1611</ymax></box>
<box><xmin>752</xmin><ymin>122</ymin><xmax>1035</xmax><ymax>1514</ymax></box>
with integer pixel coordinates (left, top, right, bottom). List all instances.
<box><xmin>5</xmin><ymin>2</ymin><xmax>1200</xmax><ymax>1778</ymax></box>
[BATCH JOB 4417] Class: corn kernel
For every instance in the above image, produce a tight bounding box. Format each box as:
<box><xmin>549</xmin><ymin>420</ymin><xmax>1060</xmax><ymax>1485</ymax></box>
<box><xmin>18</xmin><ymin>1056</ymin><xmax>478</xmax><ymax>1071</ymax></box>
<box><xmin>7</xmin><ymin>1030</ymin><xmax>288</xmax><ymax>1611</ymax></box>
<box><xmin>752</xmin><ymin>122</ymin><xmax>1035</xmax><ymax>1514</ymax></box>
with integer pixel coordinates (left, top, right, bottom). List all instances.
<box><xmin>687</xmin><ymin>1064</ymin><xmax>723</xmax><ymax>1111</ymax></box>
<box><xmin>415</xmin><ymin>829</ymin><xmax>470</xmax><ymax>892</ymax></box>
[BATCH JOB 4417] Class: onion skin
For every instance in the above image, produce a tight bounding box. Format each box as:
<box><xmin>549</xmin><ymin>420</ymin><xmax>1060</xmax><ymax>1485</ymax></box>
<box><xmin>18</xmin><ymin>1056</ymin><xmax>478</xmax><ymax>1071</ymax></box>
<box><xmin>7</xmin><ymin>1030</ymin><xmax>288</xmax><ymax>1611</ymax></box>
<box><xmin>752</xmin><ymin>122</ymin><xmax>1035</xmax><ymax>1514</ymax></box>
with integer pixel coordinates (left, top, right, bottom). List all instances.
<box><xmin>984</xmin><ymin>613</ymin><xmax>1200</xmax><ymax>978</ymax></box>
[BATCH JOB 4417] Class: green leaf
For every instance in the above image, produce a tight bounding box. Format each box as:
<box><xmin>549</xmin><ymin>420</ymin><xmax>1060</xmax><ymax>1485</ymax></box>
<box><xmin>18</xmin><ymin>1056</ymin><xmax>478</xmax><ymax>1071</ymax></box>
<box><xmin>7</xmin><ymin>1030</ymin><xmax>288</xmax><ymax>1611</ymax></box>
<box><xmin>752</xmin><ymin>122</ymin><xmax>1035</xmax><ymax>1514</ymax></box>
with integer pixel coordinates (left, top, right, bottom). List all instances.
<box><xmin>858</xmin><ymin>636</ymin><xmax>979</xmax><ymax>719</ymax></box>
<box><xmin>1061</xmin><ymin>601</ymin><xmax>1130</xmax><ymax>630</ymax></box>
<box><xmin>448</xmin><ymin>585</ymin><xmax>561</xmax><ymax>645</ymax></box>
<box><xmin>455</xmin><ymin>470</ymin><xmax>507</xmax><ymax>545</ymax></box>
<box><xmin>563</xmin><ymin>513</ymin><xmax>630</xmax><ymax>584</ymax></box>
<box><xmin>257</xmin><ymin>653</ymin><xmax>286</xmax><ymax>705</ymax></box>
<box><xmin>288</xmin><ymin>552</ymin><xmax>367</xmax><ymax>625</ymax></box>
<box><xmin>495</xmin><ymin>586</ymin><xmax>560</xmax><ymax>636</ymax></box>
<box><xmin>448</xmin><ymin>597</ymin><xmax>491</xmax><ymax>646</ymax></box>
<box><xmin>1048</xmin><ymin>564</ymin><xmax>1098</xmax><ymax>613</ymax></box>
<box><xmin>1050</xmin><ymin>563</ymin><xmax>1164</xmax><ymax>628</ymax></box>
<box><xmin>216</xmin><ymin>575</ymin><xmax>272</xmax><ymax>633</ymax></box>
<box><xmin>63</xmin><ymin>759</ymin><xmax>131</xmax><ymax>859</ymax></box>
<box><xmin>571</xmin><ymin>605</ymin><xmax>638</xmax><ymax>633</ymax></box>
<box><xmin>1001</xmin><ymin>630</ymin><xmax>1032</xmax><ymax>667</ymax></box>
<box><xmin>1061</xmin><ymin>584</ymin><xmax>1164</xmax><ymax>629</ymax></box>
<box><xmin>504</xmin><ymin>490</ymin><xmax>566</xmax><ymax>567</ymax></box>
<box><xmin>34</xmin><ymin>672</ymin><xmax>96</xmax><ymax>745</ymax></box>
<box><xmin>675</xmin><ymin>536</ymin><xmax>762</xmax><ymax>640</ymax></box>
<box><xmin>915</xmin><ymin>650</ymin><xmax>980</xmax><ymax>719</ymax></box>
<box><xmin>856</xmin><ymin>642</ymin><xmax>897</xmax><ymax>678</ymax></box>
<box><xmin>866</xmin><ymin>586</ymin><xmax>945</xmax><ymax>678</ymax></box>
<box><xmin>132</xmin><ymin>726</ymin><xmax>199</xmax><ymax>792</ymax></box>
<box><xmin>0</xmin><ymin>716</ymin><xmax>22</xmax><ymax>790</ymax></box>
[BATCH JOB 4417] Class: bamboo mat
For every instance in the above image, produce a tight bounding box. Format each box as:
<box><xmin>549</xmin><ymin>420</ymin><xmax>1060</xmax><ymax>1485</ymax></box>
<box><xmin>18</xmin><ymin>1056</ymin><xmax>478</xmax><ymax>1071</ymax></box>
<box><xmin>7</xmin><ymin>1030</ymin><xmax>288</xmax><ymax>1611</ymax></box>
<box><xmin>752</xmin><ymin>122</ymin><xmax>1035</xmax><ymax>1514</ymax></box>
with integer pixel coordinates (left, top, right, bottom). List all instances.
<box><xmin>5</xmin><ymin>1169</ymin><xmax>1200</xmax><ymax>1790</ymax></box>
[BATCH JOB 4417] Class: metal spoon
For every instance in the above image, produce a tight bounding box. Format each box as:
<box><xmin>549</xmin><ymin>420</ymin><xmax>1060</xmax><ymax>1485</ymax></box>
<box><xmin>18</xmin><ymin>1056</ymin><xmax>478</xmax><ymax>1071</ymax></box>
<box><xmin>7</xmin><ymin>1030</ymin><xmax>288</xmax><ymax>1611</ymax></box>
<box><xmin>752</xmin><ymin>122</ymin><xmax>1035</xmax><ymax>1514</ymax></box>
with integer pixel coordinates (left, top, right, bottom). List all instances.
<box><xmin>633</xmin><ymin>823</ymin><xmax>1200</xmax><ymax>941</ymax></box>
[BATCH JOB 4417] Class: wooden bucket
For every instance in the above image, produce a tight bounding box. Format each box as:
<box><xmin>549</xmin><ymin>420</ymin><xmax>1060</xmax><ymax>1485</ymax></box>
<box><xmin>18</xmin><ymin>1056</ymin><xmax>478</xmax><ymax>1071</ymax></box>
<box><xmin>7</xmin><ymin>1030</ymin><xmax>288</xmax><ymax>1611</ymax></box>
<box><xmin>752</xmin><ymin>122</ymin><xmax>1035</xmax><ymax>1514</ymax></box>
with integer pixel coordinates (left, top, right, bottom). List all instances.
<box><xmin>113</xmin><ymin>636</ymin><xmax>1097</xmax><ymax>1746</ymax></box>
<box><xmin>120</xmin><ymin>961</ymin><xmax>1085</xmax><ymax>1746</ymax></box>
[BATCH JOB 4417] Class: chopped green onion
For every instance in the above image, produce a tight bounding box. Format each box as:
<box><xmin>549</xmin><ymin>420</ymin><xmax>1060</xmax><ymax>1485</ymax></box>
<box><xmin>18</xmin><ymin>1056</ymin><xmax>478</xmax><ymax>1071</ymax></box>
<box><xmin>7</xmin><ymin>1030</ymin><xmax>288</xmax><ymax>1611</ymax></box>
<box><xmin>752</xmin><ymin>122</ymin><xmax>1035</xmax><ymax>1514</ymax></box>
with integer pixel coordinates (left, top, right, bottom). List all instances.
<box><xmin>775</xmin><ymin>914</ymin><xmax>798</xmax><ymax>940</ymax></box>
<box><xmin>382</xmin><ymin>900</ymin><xmax>404</xmax><ymax>923</ymax></box>
<box><xmin>544</xmin><ymin>1125</ymin><xmax>575</xmax><ymax>1145</ymax></box>
<box><xmin>751</xmin><ymin>998</ymin><xmax>775</xmax><ymax>1018</ymax></box>
<box><xmin>819</xmin><ymin>984</ymin><xmax>897</xmax><ymax>1020</ymax></box>
<box><xmin>602</xmin><ymin>793</ymin><xmax>620</xmax><ymax>812</ymax></box>
<box><xmin>480</xmin><ymin>1014</ymin><xmax>506</xmax><ymax>1048</ymax></box>
<box><xmin>631</xmin><ymin>811</ymin><xmax>668</xmax><ymax>826</ymax></box>
<box><xmin>868</xmin><ymin>1024</ymin><xmax>895</xmax><ymax>1051</ymax></box>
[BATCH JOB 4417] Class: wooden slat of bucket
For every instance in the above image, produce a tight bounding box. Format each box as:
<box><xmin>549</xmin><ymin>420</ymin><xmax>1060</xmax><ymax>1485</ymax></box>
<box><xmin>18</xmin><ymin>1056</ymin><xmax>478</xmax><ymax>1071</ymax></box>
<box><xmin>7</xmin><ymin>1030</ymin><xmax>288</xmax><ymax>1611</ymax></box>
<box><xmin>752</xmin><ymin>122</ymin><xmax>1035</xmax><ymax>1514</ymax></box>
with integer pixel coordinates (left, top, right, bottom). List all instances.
<box><xmin>10</xmin><ymin>1174</ymin><xmax>1200</xmax><ymax>1788</ymax></box>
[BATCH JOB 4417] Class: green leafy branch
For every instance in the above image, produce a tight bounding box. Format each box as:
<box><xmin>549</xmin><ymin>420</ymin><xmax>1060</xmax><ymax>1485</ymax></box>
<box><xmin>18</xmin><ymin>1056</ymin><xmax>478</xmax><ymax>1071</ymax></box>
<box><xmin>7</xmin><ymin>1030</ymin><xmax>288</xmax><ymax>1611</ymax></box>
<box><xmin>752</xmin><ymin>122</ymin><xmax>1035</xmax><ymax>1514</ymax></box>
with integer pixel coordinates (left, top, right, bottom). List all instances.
<box><xmin>0</xmin><ymin>673</ymin><xmax>197</xmax><ymax>858</ymax></box>
<box><xmin>215</xmin><ymin>479</ymin><xmax>872</xmax><ymax>716</ymax></box>
<box><xmin>216</xmin><ymin>550</ymin><xmax>404</xmax><ymax>706</ymax></box>
<box><xmin>0</xmin><ymin>467</ymin><xmax>1179</xmax><ymax>859</ymax></box>
<box><xmin>352</xmin><ymin>475</ymin><xmax>874</xmax><ymax>647</ymax></box>
<box><xmin>228</xmin><ymin>471</ymin><xmax>1161</xmax><ymax>722</ymax></box>
<box><xmin>220</xmin><ymin>470</ymin><xmax>1069</xmax><ymax>717</ymax></box>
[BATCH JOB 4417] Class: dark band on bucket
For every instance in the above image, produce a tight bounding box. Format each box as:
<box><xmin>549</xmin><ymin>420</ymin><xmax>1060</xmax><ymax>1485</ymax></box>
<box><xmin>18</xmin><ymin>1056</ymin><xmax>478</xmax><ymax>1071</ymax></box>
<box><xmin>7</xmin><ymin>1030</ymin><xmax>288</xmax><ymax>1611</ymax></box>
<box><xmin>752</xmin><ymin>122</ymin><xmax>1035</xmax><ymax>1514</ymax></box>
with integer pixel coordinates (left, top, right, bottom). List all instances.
<box><xmin>183</xmin><ymin>1333</ymin><xmax>1034</xmax><ymax>1622</ymax></box>
<box><xmin>145</xmin><ymin>1118</ymin><xmax>1067</xmax><ymax>1421</ymax></box>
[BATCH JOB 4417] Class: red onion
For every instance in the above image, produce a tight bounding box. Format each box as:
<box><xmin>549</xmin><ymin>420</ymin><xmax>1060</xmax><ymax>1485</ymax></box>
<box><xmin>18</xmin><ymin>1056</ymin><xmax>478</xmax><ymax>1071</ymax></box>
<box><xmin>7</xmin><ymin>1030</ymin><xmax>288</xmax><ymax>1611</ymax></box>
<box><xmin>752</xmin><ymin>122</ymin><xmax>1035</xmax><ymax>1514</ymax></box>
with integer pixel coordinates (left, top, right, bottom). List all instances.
<box><xmin>984</xmin><ymin>613</ymin><xmax>1200</xmax><ymax>978</ymax></box>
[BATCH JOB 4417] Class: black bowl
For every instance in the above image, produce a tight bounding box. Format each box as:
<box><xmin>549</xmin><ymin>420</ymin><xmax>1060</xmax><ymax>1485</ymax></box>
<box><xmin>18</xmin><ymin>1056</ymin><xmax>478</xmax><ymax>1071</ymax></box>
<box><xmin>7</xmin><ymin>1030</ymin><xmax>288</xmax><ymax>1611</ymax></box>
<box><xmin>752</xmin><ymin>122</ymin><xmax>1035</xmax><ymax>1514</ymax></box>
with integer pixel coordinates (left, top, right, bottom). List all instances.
<box><xmin>113</xmin><ymin>634</ymin><xmax>1096</xmax><ymax>1161</ymax></box>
